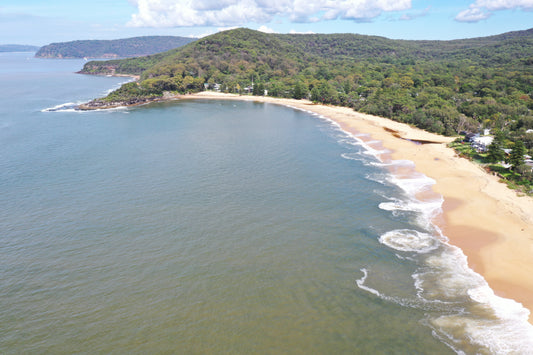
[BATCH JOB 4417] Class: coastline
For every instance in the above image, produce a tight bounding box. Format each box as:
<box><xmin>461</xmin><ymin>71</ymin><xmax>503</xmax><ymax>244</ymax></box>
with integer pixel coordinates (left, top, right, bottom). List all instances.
<box><xmin>181</xmin><ymin>91</ymin><xmax>533</xmax><ymax>323</ymax></box>
<box><xmin>75</xmin><ymin>72</ymin><xmax>141</xmax><ymax>81</ymax></box>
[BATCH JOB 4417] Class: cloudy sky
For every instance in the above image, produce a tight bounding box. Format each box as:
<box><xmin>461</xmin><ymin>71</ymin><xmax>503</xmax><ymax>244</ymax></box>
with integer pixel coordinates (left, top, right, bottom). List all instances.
<box><xmin>2</xmin><ymin>0</ymin><xmax>532</xmax><ymax>45</ymax></box>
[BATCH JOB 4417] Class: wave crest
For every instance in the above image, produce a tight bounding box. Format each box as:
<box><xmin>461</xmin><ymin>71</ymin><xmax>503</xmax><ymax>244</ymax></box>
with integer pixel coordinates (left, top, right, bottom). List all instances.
<box><xmin>379</xmin><ymin>229</ymin><xmax>440</xmax><ymax>253</ymax></box>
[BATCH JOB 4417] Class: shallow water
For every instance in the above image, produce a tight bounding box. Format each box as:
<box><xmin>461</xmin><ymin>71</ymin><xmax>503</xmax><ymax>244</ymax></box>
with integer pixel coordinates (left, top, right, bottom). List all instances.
<box><xmin>1</xmin><ymin>52</ymin><xmax>532</xmax><ymax>354</ymax></box>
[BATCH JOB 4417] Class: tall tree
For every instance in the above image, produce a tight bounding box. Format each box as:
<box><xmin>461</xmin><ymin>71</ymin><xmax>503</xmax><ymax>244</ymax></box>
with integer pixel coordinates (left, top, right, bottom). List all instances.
<box><xmin>509</xmin><ymin>140</ymin><xmax>526</xmax><ymax>170</ymax></box>
<box><xmin>293</xmin><ymin>81</ymin><xmax>306</xmax><ymax>100</ymax></box>
<box><xmin>487</xmin><ymin>137</ymin><xmax>505</xmax><ymax>163</ymax></box>
<box><xmin>310</xmin><ymin>87</ymin><xmax>320</xmax><ymax>102</ymax></box>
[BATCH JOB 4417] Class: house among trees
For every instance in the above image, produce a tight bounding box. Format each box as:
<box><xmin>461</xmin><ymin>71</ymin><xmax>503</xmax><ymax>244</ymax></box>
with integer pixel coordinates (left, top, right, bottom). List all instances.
<box><xmin>471</xmin><ymin>135</ymin><xmax>494</xmax><ymax>152</ymax></box>
<box><xmin>525</xmin><ymin>155</ymin><xmax>533</xmax><ymax>172</ymax></box>
<box><xmin>464</xmin><ymin>128</ymin><xmax>495</xmax><ymax>152</ymax></box>
<box><xmin>464</xmin><ymin>132</ymin><xmax>477</xmax><ymax>142</ymax></box>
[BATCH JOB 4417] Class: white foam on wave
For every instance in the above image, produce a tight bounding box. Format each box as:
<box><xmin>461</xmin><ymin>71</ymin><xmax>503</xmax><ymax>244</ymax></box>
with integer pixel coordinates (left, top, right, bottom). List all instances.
<box><xmin>463</xmin><ymin>288</ymin><xmax>533</xmax><ymax>354</ymax></box>
<box><xmin>415</xmin><ymin>247</ymin><xmax>482</xmax><ymax>301</ymax></box>
<box><xmin>41</xmin><ymin>102</ymin><xmax>80</xmax><ymax>112</ymax></box>
<box><xmin>365</xmin><ymin>172</ymin><xmax>390</xmax><ymax>186</ymax></box>
<box><xmin>341</xmin><ymin>152</ymin><xmax>368</xmax><ymax>163</ymax></box>
<box><xmin>379</xmin><ymin>197</ymin><xmax>443</xmax><ymax>230</ymax></box>
<box><xmin>42</xmin><ymin>77</ymin><xmax>137</xmax><ymax>113</ymax></box>
<box><xmin>357</xmin><ymin>268</ymin><xmax>462</xmax><ymax>313</ymax></box>
<box><xmin>387</xmin><ymin>173</ymin><xmax>436</xmax><ymax>197</ymax></box>
<box><xmin>379</xmin><ymin>229</ymin><xmax>440</xmax><ymax>253</ymax></box>
<box><xmin>311</xmin><ymin>107</ymin><xmax>533</xmax><ymax>353</ymax></box>
<box><xmin>313</xmin><ymin>110</ymin><xmax>441</xmax><ymax>232</ymax></box>
<box><xmin>432</xmin><ymin>313</ymin><xmax>533</xmax><ymax>354</ymax></box>
<box><xmin>377</xmin><ymin>172</ymin><xmax>442</xmax><ymax>229</ymax></box>
<box><xmin>312</xmin><ymin>120</ymin><xmax>385</xmax><ymax>167</ymax></box>
<box><xmin>284</xmin><ymin>104</ymin><xmax>326</xmax><ymax>121</ymax></box>
<box><xmin>414</xmin><ymin>244</ymin><xmax>533</xmax><ymax>353</ymax></box>
<box><xmin>42</xmin><ymin>101</ymin><xmax>131</xmax><ymax>113</ymax></box>
<box><xmin>370</xmin><ymin>159</ymin><xmax>415</xmax><ymax>168</ymax></box>
<box><xmin>348</xmin><ymin>137</ymin><xmax>387</xmax><ymax>161</ymax></box>
<box><xmin>378</xmin><ymin>197</ymin><xmax>436</xmax><ymax>213</ymax></box>
<box><xmin>430</xmin><ymin>293</ymin><xmax>533</xmax><ymax>353</ymax></box>
<box><xmin>469</xmin><ymin>286</ymin><xmax>530</xmax><ymax>321</ymax></box>
<box><xmin>311</xmin><ymin>114</ymin><xmax>387</xmax><ymax>162</ymax></box>
<box><xmin>338</xmin><ymin>139</ymin><xmax>363</xmax><ymax>147</ymax></box>
<box><xmin>361</xmin><ymin>247</ymin><xmax>533</xmax><ymax>353</ymax></box>
<box><xmin>362</xmin><ymin>146</ymin><xmax>390</xmax><ymax>157</ymax></box>
<box><xmin>356</xmin><ymin>268</ymin><xmax>382</xmax><ymax>298</ymax></box>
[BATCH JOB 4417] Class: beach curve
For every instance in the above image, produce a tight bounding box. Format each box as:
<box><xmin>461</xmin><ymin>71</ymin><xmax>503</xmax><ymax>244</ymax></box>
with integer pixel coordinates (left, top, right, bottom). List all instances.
<box><xmin>183</xmin><ymin>91</ymin><xmax>533</xmax><ymax>324</ymax></box>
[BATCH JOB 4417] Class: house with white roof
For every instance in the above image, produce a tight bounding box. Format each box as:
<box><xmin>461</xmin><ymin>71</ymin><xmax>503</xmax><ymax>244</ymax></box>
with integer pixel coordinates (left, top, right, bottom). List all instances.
<box><xmin>471</xmin><ymin>135</ymin><xmax>494</xmax><ymax>152</ymax></box>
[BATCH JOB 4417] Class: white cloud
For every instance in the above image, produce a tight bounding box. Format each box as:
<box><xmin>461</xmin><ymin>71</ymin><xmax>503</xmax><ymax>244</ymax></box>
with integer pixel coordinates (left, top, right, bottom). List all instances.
<box><xmin>455</xmin><ymin>0</ymin><xmax>533</xmax><ymax>22</ymax></box>
<box><xmin>455</xmin><ymin>7</ymin><xmax>491</xmax><ymax>22</ymax></box>
<box><xmin>187</xmin><ymin>31</ymin><xmax>214</xmax><ymax>38</ymax></box>
<box><xmin>127</xmin><ymin>0</ymin><xmax>413</xmax><ymax>27</ymax></box>
<box><xmin>289</xmin><ymin>29</ymin><xmax>315</xmax><ymax>34</ymax></box>
<box><xmin>257</xmin><ymin>25</ymin><xmax>276</xmax><ymax>33</ymax></box>
<box><xmin>188</xmin><ymin>26</ymin><xmax>239</xmax><ymax>38</ymax></box>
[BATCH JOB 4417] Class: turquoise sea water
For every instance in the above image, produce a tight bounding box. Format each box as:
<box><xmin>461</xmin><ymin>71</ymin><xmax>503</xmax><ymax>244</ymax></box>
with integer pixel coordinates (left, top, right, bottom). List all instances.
<box><xmin>1</xmin><ymin>52</ymin><xmax>533</xmax><ymax>354</ymax></box>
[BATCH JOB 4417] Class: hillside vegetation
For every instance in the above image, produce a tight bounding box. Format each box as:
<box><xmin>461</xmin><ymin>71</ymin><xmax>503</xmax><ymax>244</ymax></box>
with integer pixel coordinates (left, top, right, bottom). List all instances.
<box><xmin>81</xmin><ymin>28</ymin><xmax>533</xmax><ymax>154</ymax></box>
<box><xmin>35</xmin><ymin>36</ymin><xmax>194</xmax><ymax>59</ymax></box>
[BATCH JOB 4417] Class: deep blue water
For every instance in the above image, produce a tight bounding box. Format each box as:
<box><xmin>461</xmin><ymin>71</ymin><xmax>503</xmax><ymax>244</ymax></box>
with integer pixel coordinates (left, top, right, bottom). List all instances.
<box><xmin>1</xmin><ymin>52</ymin><xmax>532</xmax><ymax>354</ymax></box>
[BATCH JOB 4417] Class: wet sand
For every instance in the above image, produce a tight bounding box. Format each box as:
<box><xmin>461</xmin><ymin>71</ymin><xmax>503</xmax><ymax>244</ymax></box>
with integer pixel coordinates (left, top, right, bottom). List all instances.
<box><xmin>185</xmin><ymin>92</ymin><xmax>533</xmax><ymax>323</ymax></box>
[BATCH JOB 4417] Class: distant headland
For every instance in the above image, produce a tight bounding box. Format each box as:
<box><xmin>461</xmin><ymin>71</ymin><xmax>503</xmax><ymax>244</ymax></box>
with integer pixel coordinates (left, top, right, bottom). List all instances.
<box><xmin>35</xmin><ymin>36</ymin><xmax>195</xmax><ymax>59</ymax></box>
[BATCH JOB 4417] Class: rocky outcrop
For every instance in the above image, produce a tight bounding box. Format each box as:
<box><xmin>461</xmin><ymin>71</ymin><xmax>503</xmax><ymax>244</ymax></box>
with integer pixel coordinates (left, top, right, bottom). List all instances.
<box><xmin>77</xmin><ymin>96</ymin><xmax>162</xmax><ymax>110</ymax></box>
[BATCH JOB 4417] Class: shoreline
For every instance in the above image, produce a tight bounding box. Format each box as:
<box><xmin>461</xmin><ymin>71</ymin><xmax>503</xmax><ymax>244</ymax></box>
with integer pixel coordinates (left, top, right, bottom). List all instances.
<box><xmin>75</xmin><ymin>71</ymin><xmax>141</xmax><ymax>81</ymax></box>
<box><xmin>182</xmin><ymin>92</ymin><xmax>533</xmax><ymax>323</ymax></box>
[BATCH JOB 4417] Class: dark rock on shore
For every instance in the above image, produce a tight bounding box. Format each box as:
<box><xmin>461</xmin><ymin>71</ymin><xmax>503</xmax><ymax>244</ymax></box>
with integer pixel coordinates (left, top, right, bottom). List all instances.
<box><xmin>77</xmin><ymin>96</ymin><xmax>161</xmax><ymax>110</ymax></box>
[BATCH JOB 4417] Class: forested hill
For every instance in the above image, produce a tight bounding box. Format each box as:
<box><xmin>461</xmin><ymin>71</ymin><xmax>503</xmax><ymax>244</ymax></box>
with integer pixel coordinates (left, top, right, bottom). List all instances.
<box><xmin>80</xmin><ymin>28</ymin><xmax>533</xmax><ymax>144</ymax></box>
<box><xmin>35</xmin><ymin>36</ymin><xmax>195</xmax><ymax>59</ymax></box>
<box><xmin>81</xmin><ymin>27</ymin><xmax>533</xmax><ymax>74</ymax></box>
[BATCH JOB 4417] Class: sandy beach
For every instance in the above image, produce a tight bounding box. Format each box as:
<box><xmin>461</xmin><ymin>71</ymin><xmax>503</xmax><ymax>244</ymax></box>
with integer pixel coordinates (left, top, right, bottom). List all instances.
<box><xmin>184</xmin><ymin>91</ymin><xmax>533</xmax><ymax>323</ymax></box>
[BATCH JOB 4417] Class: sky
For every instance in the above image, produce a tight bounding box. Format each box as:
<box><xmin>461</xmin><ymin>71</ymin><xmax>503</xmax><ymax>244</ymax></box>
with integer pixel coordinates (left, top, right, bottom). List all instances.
<box><xmin>1</xmin><ymin>0</ymin><xmax>532</xmax><ymax>45</ymax></box>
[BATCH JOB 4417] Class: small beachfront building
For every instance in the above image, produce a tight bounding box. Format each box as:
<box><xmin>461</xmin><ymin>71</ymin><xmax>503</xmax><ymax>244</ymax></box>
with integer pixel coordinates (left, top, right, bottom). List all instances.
<box><xmin>471</xmin><ymin>135</ymin><xmax>494</xmax><ymax>152</ymax></box>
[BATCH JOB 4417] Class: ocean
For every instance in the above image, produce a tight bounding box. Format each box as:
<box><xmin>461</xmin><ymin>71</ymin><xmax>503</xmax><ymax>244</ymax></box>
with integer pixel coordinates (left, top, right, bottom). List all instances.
<box><xmin>1</xmin><ymin>52</ymin><xmax>532</xmax><ymax>354</ymax></box>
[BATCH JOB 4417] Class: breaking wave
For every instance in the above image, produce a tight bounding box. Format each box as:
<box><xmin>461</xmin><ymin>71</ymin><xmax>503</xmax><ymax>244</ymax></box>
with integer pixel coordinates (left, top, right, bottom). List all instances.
<box><xmin>316</xmin><ymin>110</ymin><xmax>533</xmax><ymax>354</ymax></box>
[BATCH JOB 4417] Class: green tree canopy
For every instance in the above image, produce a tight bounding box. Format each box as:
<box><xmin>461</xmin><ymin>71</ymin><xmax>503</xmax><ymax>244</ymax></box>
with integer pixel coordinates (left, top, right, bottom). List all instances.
<box><xmin>509</xmin><ymin>140</ymin><xmax>526</xmax><ymax>170</ymax></box>
<box><xmin>487</xmin><ymin>138</ymin><xmax>506</xmax><ymax>163</ymax></box>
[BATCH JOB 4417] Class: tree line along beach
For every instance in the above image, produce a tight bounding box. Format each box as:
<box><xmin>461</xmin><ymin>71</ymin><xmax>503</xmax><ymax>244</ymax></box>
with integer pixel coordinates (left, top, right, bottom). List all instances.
<box><xmin>73</xmin><ymin>27</ymin><xmax>533</xmax><ymax>325</ymax></box>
